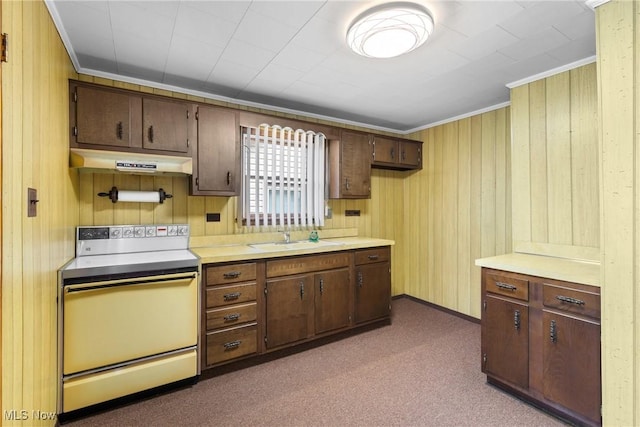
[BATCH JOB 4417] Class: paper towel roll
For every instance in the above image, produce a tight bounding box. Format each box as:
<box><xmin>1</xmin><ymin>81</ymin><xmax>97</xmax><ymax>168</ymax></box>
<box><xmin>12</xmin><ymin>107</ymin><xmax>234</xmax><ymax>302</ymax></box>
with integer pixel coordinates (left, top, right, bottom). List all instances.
<box><xmin>117</xmin><ymin>191</ymin><xmax>161</xmax><ymax>203</ymax></box>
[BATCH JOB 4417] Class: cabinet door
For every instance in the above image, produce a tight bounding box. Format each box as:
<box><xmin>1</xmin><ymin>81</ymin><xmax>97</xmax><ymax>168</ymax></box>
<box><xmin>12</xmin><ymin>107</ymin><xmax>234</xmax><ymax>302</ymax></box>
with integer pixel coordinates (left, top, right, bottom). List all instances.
<box><xmin>331</xmin><ymin>131</ymin><xmax>371</xmax><ymax>198</ymax></box>
<box><xmin>372</xmin><ymin>136</ymin><xmax>398</xmax><ymax>165</ymax></box>
<box><xmin>142</xmin><ymin>98</ymin><xmax>190</xmax><ymax>153</ymax></box>
<box><xmin>355</xmin><ymin>262</ymin><xmax>391</xmax><ymax>323</ymax></box>
<box><xmin>399</xmin><ymin>140</ymin><xmax>422</xmax><ymax>168</ymax></box>
<box><xmin>75</xmin><ymin>85</ymin><xmax>141</xmax><ymax>148</ymax></box>
<box><xmin>482</xmin><ymin>295</ymin><xmax>529</xmax><ymax>389</ymax></box>
<box><xmin>543</xmin><ymin>311</ymin><xmax>601</xmax><ymax>424</ymax></box>
<box><xmin>265</xmin><ymin>275</ymin><xmax>313</xmax><ymax>349</ymax></box>
<box><xmin>193</xmin><ymin>105</ymin><xmax>239</xmax><ymax>195</ymax></box>
<box><xmin>315</xmin><ymin>268</ymin><xmax>350</xmax><ymax>334</ymax></box>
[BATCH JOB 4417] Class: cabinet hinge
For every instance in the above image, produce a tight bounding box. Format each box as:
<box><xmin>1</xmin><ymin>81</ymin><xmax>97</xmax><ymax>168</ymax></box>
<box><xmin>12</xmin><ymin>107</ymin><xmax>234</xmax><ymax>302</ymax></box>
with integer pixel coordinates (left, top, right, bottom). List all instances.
<box><xmin>73</xmin><ymin>90</ymin><xmax>78</xmax><ymax>103</ymax></box>
<box><xmin>195</xmin><ymin>111</ymin><xmax>199</xmax><ymax>120</ymax></box>
<box><xmin>73</xmin><ymin>126</ymin><xmax>78</xmax><ymax>137</ymax></box>
<box><xmin>187</xmin><ymin>138</ymin><xmax>190</xmax><ymax>147</ymax></box>
<box><xmin>483</xmin><ymin>300</ymin><xmax>486</xmax><ymax>311</ymax></box>
<box><xmin>186</xmin><ymin>110</ymin><xmax>190</xmax><ymax>119</ymax></box>
<box><xmin>482</xmin><ymin>353</ymin><xmax>487</xmax><ymax>368</ymax></box>
<box><xmin>264</xmin><ymin>336</ymin><xmax>268</xmax><ymax>343</ymax></box>
<box><xmin>1</xmin><ymin>33</ymin><xmax>8</xmax><ymax>63</ymax></box>
<box><xmin>195</xmin><ymin>177</ymin><xmax>199</xmax><ymax>187</ymax></box>
<box><xmin>264</xmin><ymin>287</ymin><xmax>268</xmax><ymax>295</ymax></box>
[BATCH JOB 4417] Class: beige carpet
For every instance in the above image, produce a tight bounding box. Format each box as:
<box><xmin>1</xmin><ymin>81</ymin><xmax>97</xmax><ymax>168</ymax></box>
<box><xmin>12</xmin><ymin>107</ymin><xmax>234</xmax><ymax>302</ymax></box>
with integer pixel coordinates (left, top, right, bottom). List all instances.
<box><xmin>66</xmin><ymin>297</ymin><xmax>566</xmax><ymax>426</ymax></box>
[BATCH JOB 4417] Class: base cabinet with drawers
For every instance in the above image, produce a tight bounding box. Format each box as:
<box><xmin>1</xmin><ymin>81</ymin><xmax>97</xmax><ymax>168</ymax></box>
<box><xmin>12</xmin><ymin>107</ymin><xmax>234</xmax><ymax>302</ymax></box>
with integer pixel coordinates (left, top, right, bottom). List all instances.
<box><xmin>201</xmin><ymin>246</ymin><xmax>391</xmax><ymax>369</ymax></box>
<box><xmin>203</xmin><ymin>262</ymin><xmax>260</xmax><ymax>367</ymax></box>
<box><xmin>481</xmin><ymin>268</ymin><xmax>601</xmax><ymax>426</ymax></box>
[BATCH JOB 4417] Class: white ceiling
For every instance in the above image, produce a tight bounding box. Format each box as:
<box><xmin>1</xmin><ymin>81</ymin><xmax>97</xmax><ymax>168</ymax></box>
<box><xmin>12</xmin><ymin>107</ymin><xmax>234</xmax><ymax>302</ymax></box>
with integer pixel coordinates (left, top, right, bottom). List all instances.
<box><xmin>46</xmin><ymin>0</ymin><xmax>596</xmax><ymax>133</ymax></box>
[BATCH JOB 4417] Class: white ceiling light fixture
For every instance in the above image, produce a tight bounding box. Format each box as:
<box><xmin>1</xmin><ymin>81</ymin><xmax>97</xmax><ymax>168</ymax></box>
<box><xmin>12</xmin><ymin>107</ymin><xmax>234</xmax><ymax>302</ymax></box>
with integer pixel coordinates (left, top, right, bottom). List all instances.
<box><xmin>347</xmin><ymin>2</ymin><xmax>434</xmax><ymax>59</ymax></box>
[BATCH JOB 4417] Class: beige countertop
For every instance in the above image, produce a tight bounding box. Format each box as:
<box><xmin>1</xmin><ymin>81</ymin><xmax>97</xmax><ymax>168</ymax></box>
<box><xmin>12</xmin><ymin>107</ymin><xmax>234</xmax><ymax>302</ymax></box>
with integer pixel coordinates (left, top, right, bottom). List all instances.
<box><xmin>192</xmin><ymin>237</ymin><xmax>395</xmax><ymax>264</ymax></box>
<box><xmin>475</xmin><ymin>253</ymin><xmax>600</xmax><ymax>287</ymax></box>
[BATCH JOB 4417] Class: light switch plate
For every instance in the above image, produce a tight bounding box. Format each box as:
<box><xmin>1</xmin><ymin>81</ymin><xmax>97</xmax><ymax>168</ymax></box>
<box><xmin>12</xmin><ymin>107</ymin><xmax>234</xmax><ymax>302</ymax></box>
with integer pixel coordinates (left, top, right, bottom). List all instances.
<box><xmin>27</xmin><ymin>188</ymin><xmax>38</xmax><ymax>217</ymax></box>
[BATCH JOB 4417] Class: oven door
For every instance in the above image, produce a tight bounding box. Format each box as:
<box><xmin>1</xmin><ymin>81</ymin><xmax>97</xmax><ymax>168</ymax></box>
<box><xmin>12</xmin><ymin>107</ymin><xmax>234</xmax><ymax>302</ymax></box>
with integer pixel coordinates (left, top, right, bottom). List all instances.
<box><xmin>63</xmin><ymin>271</ymin><xmax>198</xmax><ymax>375</ymax></box>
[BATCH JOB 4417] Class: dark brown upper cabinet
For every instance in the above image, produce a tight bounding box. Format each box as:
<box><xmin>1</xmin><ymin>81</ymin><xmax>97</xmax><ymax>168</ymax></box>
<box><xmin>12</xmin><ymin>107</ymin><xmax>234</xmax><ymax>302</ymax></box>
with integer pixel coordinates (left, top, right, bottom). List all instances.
<box><xmin>328</xmin><ymin>130</ymin><xmax>372</xmax><ymax>199</ymax></box>
<box><xmin>371</xmin><ymin>135</ymin><xmax>422</xmax><ymax>170</ymax></box>
<box><xmin>70</xmin><ymin>80</ymin><xmax>193</xmax><ymax>157</ymax></box>
<box><xmin>190</xmin><ymin>105</ymin><xmax>240</xmax><ymax>196</ymax></box>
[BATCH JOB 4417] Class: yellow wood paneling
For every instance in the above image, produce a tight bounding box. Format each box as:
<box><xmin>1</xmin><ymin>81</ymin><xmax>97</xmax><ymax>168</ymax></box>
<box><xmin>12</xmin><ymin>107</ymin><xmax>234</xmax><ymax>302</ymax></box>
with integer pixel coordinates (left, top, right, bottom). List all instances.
<box><xmin>596</xmin><ymin>1</ymin><xmax>639</xmax><ymax>425</ymax></box>
<box><xmin>2</xmin><ymin>1</ymin><xmax>79</xmax><ymax>424</ymax></box>
<box><xmin>510</xmin><ymin>63</ymin><xmax>599</xmax><ymax>259</ymax></box>
<box><xmin>404</xmin><ymin>107</ymin><xmax>511</xmax><ymax>318</ymax></box>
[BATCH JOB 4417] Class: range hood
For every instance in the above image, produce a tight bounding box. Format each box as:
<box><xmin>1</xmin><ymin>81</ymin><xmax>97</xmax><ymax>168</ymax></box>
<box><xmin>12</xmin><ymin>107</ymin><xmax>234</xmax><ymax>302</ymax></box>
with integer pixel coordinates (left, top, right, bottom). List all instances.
<box><xmin>70</xmin><ymin>148</ymin><xmax>193</xmax><ymax>176</ymax></box>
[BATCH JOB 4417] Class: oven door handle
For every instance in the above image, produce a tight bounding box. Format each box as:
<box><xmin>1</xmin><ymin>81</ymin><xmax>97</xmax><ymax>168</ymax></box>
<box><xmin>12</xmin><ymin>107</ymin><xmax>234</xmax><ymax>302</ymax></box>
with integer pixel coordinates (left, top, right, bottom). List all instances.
<box><xmin>64</xmin><ymin>272</ymin><xmax>197</xmax><ymax>294</ymax></box>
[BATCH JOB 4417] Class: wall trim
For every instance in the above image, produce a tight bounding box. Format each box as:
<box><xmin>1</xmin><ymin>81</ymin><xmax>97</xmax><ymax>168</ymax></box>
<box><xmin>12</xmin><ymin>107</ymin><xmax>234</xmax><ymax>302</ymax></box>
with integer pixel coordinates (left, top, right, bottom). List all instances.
<box><xmin>585</xmin><ymin>0</ymin><xmax>610</xmax><ymax>10</ymax></box>
<box><xmin>506</xmin><ymin>56</ymin><xmax>597</xmax><ymax>89</ymax></box>
<box><xmin>393</xmin><ymin>294</ymin><xmax>481</xmax><ymax>324</ymax></box>
<box><xmin>404</xmin><ymin>101</ymin><xmax>511</xmax><ymax>134</ymax></box>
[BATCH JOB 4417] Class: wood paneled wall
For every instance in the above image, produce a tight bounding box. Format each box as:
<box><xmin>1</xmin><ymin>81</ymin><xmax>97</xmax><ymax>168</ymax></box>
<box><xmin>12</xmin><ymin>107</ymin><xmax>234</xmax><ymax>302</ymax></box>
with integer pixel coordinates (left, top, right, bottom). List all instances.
<box><xmin>1</xmin><ymin>1</ymin><xmax>79</xmax><ymax>425</ymax></box>
<box><xmin>510</xmin><ymin>63</ymin><xmax>599</xmax><ymax>261</ymax></box>
<box><xmin>403</xmin><ymin>108</ymin><xmax>512</xmax><ymax>319</ymax></box>
<box><xmin>595</xmin><ymin>1</ymin><xmax>640</xmax><ymax>424</ymax></box>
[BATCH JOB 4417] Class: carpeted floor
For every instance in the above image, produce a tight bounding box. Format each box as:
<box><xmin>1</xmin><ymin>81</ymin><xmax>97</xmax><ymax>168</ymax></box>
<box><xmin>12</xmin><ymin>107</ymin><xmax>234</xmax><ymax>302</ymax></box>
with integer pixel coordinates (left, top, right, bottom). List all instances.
<box><xmin>66</xmin><ymin>297</ymin><xmax>566</xmax><ymax>426</ymax></box>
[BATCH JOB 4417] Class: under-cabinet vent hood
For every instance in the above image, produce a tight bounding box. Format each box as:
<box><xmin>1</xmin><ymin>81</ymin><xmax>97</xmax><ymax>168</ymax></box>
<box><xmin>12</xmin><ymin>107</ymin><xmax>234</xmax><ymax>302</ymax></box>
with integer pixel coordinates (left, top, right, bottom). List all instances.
<box><xmin>70</xmin><ymin>148</ymin><xmax>193</xmax><ymax>176</ymax></box>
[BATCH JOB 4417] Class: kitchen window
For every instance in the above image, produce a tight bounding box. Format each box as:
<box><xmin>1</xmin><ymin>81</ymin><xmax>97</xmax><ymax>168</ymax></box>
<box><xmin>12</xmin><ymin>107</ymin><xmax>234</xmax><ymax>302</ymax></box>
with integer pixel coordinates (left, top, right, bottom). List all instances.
<box><xmin>239</xmin><ymin>124</ymin><xmax>326</xmax><ymax>228</ymax></box>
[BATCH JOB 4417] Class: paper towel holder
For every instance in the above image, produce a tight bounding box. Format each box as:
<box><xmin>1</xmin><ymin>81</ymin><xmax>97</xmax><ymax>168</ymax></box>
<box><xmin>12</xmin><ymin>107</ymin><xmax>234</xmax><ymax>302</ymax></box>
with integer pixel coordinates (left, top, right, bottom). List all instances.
<box><xmin>98</xmin><ymin>186</ymin><xmax>173</xmax><ymax>204</ymax></box>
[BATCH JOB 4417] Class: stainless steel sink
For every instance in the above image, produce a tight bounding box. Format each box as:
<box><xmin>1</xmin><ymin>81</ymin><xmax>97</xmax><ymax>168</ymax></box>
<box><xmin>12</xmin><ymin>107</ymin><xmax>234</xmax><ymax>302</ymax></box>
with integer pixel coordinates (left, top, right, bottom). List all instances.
<box><xmin>249</xmin><ymin>240</ymin><xmax>344</xmax><ymax>251</ymax></box>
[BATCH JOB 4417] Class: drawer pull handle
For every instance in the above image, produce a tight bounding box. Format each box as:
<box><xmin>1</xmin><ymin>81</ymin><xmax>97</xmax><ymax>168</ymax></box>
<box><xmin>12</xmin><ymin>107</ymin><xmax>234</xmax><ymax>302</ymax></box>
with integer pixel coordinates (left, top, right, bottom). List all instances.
<box><xmin>223</xmin><ymin>292</ymin><xmax>241</xmax><ymax>301</ymax></box>
<box><xmin>224</xmin><ymin>340</ymin><xmax>242</xmax><ymax>350</ymax></box>
<box><xmin>550</xmin><ymin>319</ymin><xmax>557</xmax><ymax>343</ymax></box>
<box><xmin>367</xmin><ymin>254</ymin><xmax>379</xmax><ymax>260</ymax></box>
<box><xmin>223</xmin><ymin>271</ymin><xmax>241</xmax><ymax>279</ymax></box>
<box><xmin>495</xmin><ymin>281</ymin><xmax>517</xmax><ymax>291</ymax></box>
<box><xmin>514</xmin><ymin>310</ymin><xmax>521</xmax><ymax>330</ymax></box>
<box><xmin>224</xmin><ymin>313</ymin><xmax>241</xmax><ymax>322</ymax></box>
<box><xmin>556</xmin><ymin>295</ymin><xmax>585</xmax><ymax>306</ymax></box>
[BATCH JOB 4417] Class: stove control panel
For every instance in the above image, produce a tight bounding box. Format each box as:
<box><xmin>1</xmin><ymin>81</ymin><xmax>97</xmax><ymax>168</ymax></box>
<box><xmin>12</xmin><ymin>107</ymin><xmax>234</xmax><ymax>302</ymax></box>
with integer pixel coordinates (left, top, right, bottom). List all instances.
<box><xmin>76</xmin><ymin>224</ymin><xmax>191</xmax><ymax>257</ymax></box>
<box><xmin>78</xmin><ymin>224</ymin><xmax>189</xmax><ymax>241</ymax></box>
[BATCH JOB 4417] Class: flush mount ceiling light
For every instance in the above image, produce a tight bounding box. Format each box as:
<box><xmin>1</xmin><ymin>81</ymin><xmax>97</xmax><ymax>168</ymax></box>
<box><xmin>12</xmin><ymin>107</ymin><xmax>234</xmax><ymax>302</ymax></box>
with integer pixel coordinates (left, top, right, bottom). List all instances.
<box><xmin>347</xmin><ymin>2</ymin><xmax>434</xmax><ymax>59</ymax></box>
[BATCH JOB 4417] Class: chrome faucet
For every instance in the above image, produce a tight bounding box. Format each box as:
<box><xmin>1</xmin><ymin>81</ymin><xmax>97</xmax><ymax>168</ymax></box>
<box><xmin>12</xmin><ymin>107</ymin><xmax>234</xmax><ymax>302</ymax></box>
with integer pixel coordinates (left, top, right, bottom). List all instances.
<box><xmin>283</xmin><ymin>229</ymin><xmax>291</xmax><ymax>244</ymax></box>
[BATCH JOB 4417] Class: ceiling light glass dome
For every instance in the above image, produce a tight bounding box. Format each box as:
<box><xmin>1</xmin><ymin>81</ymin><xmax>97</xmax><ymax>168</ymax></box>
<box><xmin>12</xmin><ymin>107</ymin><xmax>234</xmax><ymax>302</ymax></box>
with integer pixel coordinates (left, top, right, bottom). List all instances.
<box><xmin>347</xmin><ymin>2</ymin><xmax>434</xmax><ymax>59</ymax></box>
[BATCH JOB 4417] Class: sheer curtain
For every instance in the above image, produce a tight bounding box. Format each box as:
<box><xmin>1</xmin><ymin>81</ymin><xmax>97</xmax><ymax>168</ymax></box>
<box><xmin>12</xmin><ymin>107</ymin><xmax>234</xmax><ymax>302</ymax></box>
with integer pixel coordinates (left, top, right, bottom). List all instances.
<box><xmin>239</xmin><ymin>124</ymin><xmax>325</xmax><ymax>228</ymax></box>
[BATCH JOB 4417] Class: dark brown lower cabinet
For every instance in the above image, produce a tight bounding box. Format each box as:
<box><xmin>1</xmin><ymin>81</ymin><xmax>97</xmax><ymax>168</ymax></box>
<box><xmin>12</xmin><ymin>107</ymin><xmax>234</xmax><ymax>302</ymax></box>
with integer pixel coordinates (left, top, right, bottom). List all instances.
<box><xmin>543</xmin><ymin>311</ymin><xmax>601</xmax><ymax>423</ymax></box>
<box><xmin>481</xmin><ymin>268</ymin><xmax>601</xmax><ymax>427</ymax></box>
<box><xmin>482</xmin><ymin>296</ymin><xmax>529</xmax><ymax>390</ymax></box>
<box><xmin>314</xmin><ymin>268</ymin><xmax>350</xmax><ymax>335</ymax></box>
<box><xmin>203</xmin><ymin>246</ymin><xmax>391</xmax><ymax>368</ymax></box>
<box><xmin>265</xmin><ymin>274</ymin><xmax>314</xmax><ymax>349</ymax></box>
<box><xmin>355</xmin><ymin>247</ymin><xmax>391</xmax><ymax>324</ymax></box>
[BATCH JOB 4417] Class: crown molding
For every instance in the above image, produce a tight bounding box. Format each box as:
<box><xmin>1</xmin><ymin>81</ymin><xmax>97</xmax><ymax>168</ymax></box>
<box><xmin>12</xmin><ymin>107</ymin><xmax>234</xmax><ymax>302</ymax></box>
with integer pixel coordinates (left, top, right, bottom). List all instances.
<box><xmin>585</xmin><ymin>0</ymin><xmax>610</xmax><ymax>10</ymax></box>
<box><xmin>506</xmin><ymin>56</ymin><xmax>597</xmax><ymax>89</ymax></box>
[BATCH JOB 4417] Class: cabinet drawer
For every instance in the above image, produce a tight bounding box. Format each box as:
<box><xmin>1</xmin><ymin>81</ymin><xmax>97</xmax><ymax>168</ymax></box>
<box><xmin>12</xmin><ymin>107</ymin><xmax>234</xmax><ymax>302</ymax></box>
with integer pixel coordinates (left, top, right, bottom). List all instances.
<box><xmin>206</xmin><ymin>324</ymin><xmax>257</xmax><ymax>365</ymax></box>
<box><xmin>206</xmin><ymin>283</ymin><xmax>256</xmax><ymax>308</ymax></box>
<box><xmin>485</xmin><ymin>273</ymin><xmax>529</xmax><ymax>301</ymax></box>
<box><xmin>206</xmin><ymin>302</ymin><xmax>257</xmax><ymax>330</ymax></box>
<box><xmin>543</xmin><ymin>284</ymin><xmax>600</xmax><ymax>320</ymax></box>
<box><xmin>266</xmin><ymin>252</ymin><xmax>350</xmax><ymax>278</ymax></box>
<box><xmin>206</xmin><ymin>262</ymin><xmax>256</xmax><ymax>285</ymax></box>
<box><xmin>354</xmin><ymin>247</ymin><xmax>390</xmax><ymax>265</ymax></box>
